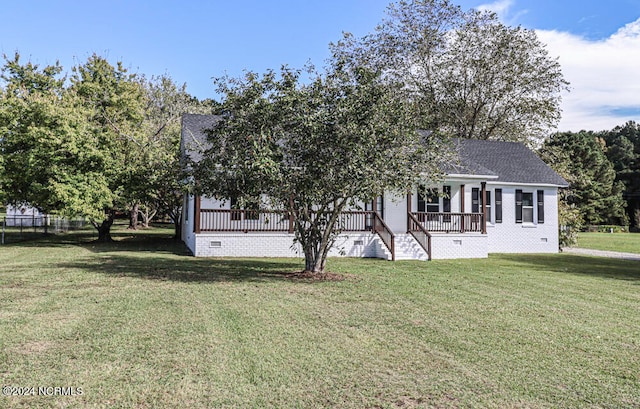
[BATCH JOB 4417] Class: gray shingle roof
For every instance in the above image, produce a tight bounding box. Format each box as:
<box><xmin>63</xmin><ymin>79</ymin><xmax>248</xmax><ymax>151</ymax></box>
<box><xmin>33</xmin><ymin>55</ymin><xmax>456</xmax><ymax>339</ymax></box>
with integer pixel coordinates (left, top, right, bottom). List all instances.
<box><xmin>180</xmin><ymin>114</ymin><xmax>568</xmax><ymax>187</ymax></box>
<box><xmin>180</xmin><ymin>113</ymin><xmax>221</xmax><ymax>163</ymax></box>
<box><xmin>453</xmin><ymin>138</ymin><xmax>568</xmax><ymax>187</ymax></box>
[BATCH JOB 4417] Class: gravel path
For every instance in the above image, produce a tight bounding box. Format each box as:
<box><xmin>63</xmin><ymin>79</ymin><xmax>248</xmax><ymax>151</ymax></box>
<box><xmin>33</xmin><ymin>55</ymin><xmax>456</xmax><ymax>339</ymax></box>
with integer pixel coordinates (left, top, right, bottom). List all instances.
<box><xmin>562</xmin><ymin>247</ymin><xmax>640</xmax><ymax>261</ymax></box>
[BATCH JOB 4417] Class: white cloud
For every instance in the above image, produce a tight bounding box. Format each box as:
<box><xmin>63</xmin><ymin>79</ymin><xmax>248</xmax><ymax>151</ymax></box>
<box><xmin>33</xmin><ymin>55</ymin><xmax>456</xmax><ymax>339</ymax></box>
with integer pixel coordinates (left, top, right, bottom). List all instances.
<box><xmin>476</xmin><ymin>0</ymin><xmax>527</xmax><ymax>24</ymax></box>
<box><xmin>537</xmin><ymin>19</ymin><xmax>640</xmax><ymax>131</ymax></box>
<box><xmin>477</xmin><ymin>0</ymin><xmax>513</xmax><ymax>16</ymax></box>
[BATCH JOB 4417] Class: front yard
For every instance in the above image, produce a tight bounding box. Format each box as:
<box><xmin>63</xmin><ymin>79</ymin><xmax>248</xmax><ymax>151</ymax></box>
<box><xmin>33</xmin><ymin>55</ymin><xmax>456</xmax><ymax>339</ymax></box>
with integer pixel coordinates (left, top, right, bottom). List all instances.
<box><xmin>1</xmin><ymin>227</ymin><xmax>638</xmax><ymax>408</ymax></box>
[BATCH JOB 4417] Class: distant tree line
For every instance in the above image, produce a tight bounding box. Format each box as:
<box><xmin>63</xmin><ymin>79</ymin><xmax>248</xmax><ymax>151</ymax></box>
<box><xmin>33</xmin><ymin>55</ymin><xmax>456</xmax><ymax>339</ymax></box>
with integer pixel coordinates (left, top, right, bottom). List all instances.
<box><xmin>540</xmin><ymin>122</ymin><xmax>640</xmax><ymax>235</ymax></box>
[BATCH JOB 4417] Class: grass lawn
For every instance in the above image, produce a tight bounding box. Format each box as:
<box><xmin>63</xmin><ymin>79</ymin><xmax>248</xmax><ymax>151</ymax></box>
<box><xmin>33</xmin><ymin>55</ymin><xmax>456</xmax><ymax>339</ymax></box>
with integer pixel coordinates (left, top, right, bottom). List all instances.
<box><xmin>576</xmin><ymin>232</ymin><xmax>640</xmax><ymax>254</ymax></box>
<box><xmin>1</xmin><ymin>225</ymin><xmax>639</xmax><ymax>408</ymax></box>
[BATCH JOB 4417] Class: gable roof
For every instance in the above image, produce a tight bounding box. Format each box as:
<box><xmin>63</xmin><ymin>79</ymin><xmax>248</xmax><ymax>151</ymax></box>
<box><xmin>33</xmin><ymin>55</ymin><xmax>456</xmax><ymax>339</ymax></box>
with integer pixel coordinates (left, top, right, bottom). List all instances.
<box><xmin>180</xmin><ymin>114</ymin><xmax>568</xmax><ymax>187</ymax></box>
<box><xmin>180</xmin><ymin>113</ymin><xmax>221</xmax><ymax>163</ymax></box>
<box><xmin>453</xmin><ymin>138</ymin><xmax>568</xmax><ymax>187</ymax></box>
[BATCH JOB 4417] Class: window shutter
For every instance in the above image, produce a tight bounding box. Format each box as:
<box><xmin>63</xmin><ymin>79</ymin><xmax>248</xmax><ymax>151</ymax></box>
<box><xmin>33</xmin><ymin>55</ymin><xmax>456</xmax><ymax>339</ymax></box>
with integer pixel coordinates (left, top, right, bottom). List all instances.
<box><xmin>486</xmin><ymin>191</ymin><xmax>491</xmax><ymax>223</ymax></box>
<box><xmin>537</xmin><ymin>190</ymin><xmax>544</xmax><ymax>224</ymax></box>
<box><xmin>418</xmin><ymin>186</ymin><xmax>427</xmax><ymax>212</ymax></box>
<box><xmin>418</xmin><ymin>192</ymin><xmax>426</xmax><ymax>212</ymax></box>
<box><xmin>443</xmin><ymin>186</ymin><xmax>451</xmax><ymax>213</ymax></box>
<box><xmin>495</xmin><ymin>189</ymin><xmax>502</xmax><ymax>223</ymax></box>
<box><xmin>515</xmin><ymin>189</ymin><xmax>523</xmax><ymax>223</ymax></box>
<box><xmin>193</xmin><ymin>196</ymin><xmax>197</xmax><ymax>224</ymax></box>
<box><xmin>472</xmin><ymin>188</ymin><xmax>479</xmax><ymax>213</ymax></box>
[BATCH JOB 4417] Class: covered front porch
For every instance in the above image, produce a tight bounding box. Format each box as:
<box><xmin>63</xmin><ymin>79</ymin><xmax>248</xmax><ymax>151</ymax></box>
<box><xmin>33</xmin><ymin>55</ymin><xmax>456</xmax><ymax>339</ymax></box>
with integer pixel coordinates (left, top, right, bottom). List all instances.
<box><xmin>191</xmin><ymin>181</ymin><xmax>489</xmax><ymax>261</ymax></box>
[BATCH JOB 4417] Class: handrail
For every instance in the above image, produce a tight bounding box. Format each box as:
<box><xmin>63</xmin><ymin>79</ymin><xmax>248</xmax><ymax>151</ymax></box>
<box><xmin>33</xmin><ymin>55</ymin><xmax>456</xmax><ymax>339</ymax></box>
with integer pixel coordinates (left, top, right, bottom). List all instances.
<box><xmin>373</xmin><ymin>212</ymin><xmax>395</xmax><ymax>261</ymax></box>
<box><xmin>407</xmin><ymin>212</ymin><xmax>432</xmax><ymax>261</ymax></box>
<box><xmin>411</xmin><ymin>212</ymin><xmax>484</xmax><ymax>233</ymax></box>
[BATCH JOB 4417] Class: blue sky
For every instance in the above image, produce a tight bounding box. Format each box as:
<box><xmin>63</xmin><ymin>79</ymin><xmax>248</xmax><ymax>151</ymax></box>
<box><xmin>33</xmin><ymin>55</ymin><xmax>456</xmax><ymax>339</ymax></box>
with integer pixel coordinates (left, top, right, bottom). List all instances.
<box><xmin>2</xmin><ymin>0</ymin><xmax>640</xmax><ymax>132</ymax></box>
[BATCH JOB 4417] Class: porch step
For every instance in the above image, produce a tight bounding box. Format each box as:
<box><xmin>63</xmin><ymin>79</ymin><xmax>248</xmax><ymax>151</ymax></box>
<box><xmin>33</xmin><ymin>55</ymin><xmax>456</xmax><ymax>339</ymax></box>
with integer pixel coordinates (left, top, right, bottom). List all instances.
<box><xmin>374</xmin><ymin>233</ymin><xmax>429</xmax><ymax>261</ymax></box>
<box><xmin>395</xmin><ymin>233</ymin><xmax>429</xmax><ymax>261</ymax></box>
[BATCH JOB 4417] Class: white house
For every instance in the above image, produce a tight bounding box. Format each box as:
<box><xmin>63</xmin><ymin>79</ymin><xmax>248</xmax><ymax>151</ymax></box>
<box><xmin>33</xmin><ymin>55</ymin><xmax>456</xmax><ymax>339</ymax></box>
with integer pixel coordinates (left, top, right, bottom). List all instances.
<box><xmin>4</xmin><ymin>204</ymin><xmax>48</xmax><ymax>227</ymax></box>
<box><xmin>180</xmin><ymin>113</ymin><xmax>568</xmax><ymax>260</ymax></box>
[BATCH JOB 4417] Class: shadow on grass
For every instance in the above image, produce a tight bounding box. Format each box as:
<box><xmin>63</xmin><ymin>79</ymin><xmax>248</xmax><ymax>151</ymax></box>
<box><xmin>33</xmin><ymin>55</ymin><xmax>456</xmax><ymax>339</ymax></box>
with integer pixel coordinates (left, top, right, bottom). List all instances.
<box><xmin>59</xmin><ymin>253</ymin><xmax>304</xmax><ymax>283</ymax></box>
<box><xmin>2</xmin><ymin>227</ymin><xmax>181</xmax><ymax>252</ymax></box>
<box><xmin>63</xmin><ymin>232</ymin><xmax>303</xmax><ymax>282</ymax></box>
<box><xmin>1</xmin><ymin>230</ymin><xmax>97</xmax><ymax>247</ymax></box>
<box><xmin>79</xmin><ymin>234</ymin><xmax>190</xmax><ymax>255</ymax></box>
<box><xmin>496</xmin><ymin>253</ymin><xmax>640</xmax><ymax>282</ymax></box>
<box><xmin>8</xmin><ymin>228</ymin><xmax>306</xmax><ymax>283</ymax></box>
<box><xmin>69</xmin><ymin>235</ymin><xmax>305</xmax><ymax>282</ymax></box>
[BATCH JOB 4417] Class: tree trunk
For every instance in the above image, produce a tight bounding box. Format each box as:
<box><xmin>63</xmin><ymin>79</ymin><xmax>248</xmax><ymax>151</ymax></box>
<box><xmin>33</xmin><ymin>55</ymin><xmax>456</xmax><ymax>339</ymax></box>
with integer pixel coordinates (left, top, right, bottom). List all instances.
<box><xmin>93</xmin><ymin>212</ymin><xmax>115</xmax><ymax>242</ymax></box>
<box><xmin>138</xmin><ymin>205</ymin><xmax>157</xmax><ymax>229</ymax></box>
<box><xmin>303</xmin><ymin>250</ymin><xmax>326</xmax><ymax>274</ymax></box>
<box><xmin>128</xmin><ymin>202</ymin><xmax>139</xmax><ymax>230</ymax></box>
<box><xmin>300</xmin><ymin>219</ymin><xmax>335</xmax><ymax>275</ymax></box>
<box><xmin>172</xmin><ymin>208</ymin><xmax>182</xmax><ymax>240</ymax></box>
<box><xmin>294</xmin><ymin>201</ymin><xmax>346</xmax><ymax>276</ymax></box>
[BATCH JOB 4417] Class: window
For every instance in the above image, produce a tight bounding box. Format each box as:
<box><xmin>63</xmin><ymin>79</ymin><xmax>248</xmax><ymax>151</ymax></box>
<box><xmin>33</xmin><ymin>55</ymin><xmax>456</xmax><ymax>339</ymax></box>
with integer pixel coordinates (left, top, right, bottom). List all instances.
<box><xmin>522</xmin><ymin>192</ymin><xmax>533</xmax><ymax>223</ymax></box>
<box><xmin>495</xmin><ymin>189</ymin><xmax>502</xmax><ymax>223</ymax></box>
<box><xmin>426</xmin><ymin>190</ymin><xmax>439</xmax><ymax>213</ymax></box>
<box><xmin>516</xmin><ymin>190</ymin><xmax>533</xmax><ymax>223</ymax></box>
<box><xmin>418</xmin><ymin>186</ymin><xmax>438</xmax><ymax>222</ymax></box>
<box><xmin>417</xmin><ymin>186</ymin><xmax>438</xmax><ymax>212</ymax></box>
<box><xmin>486</xmin><ymin>191</ymin><xmax>492</xmax><ymax>223</ymax></box>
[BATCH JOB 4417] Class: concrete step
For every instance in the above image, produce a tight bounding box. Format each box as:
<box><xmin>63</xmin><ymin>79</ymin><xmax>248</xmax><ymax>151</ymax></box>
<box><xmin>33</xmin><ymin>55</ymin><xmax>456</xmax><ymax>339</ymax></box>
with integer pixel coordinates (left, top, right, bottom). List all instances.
<box><xmin>374</xmin><ymin>234</ymin><xmax>429</xmax><ymax>261</ymax></box>
<box><xmin>395</xmin><ymin>234</ymin><xmax>429</xmax><ymax>261</ymax></box>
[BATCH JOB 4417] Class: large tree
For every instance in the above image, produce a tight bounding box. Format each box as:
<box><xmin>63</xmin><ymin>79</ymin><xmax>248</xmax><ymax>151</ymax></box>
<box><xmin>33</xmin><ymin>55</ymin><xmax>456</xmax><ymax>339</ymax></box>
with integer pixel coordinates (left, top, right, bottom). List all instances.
<box><xmin>195</xmin><ymin>66</ymin><xmax>452</xmax><ymax>275</ymax></box>
<box><xmin>331</xmin><ymin>0</ymin><xmax>568</xmax><ymax>145</ymax></box>
<box><xmin>0</xmin><ymin>53</ymin><xmax>113</xmax><ymax>224</ymax></box>
<box><xmin>69</xmin><ymin>54</ymin><xmax>148</xmax><ymax>240</ymax></box>
<box><xmin>543</xmin><ymin>131</ymin><xmax>627</xmax><ymax>226</ymax></box>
